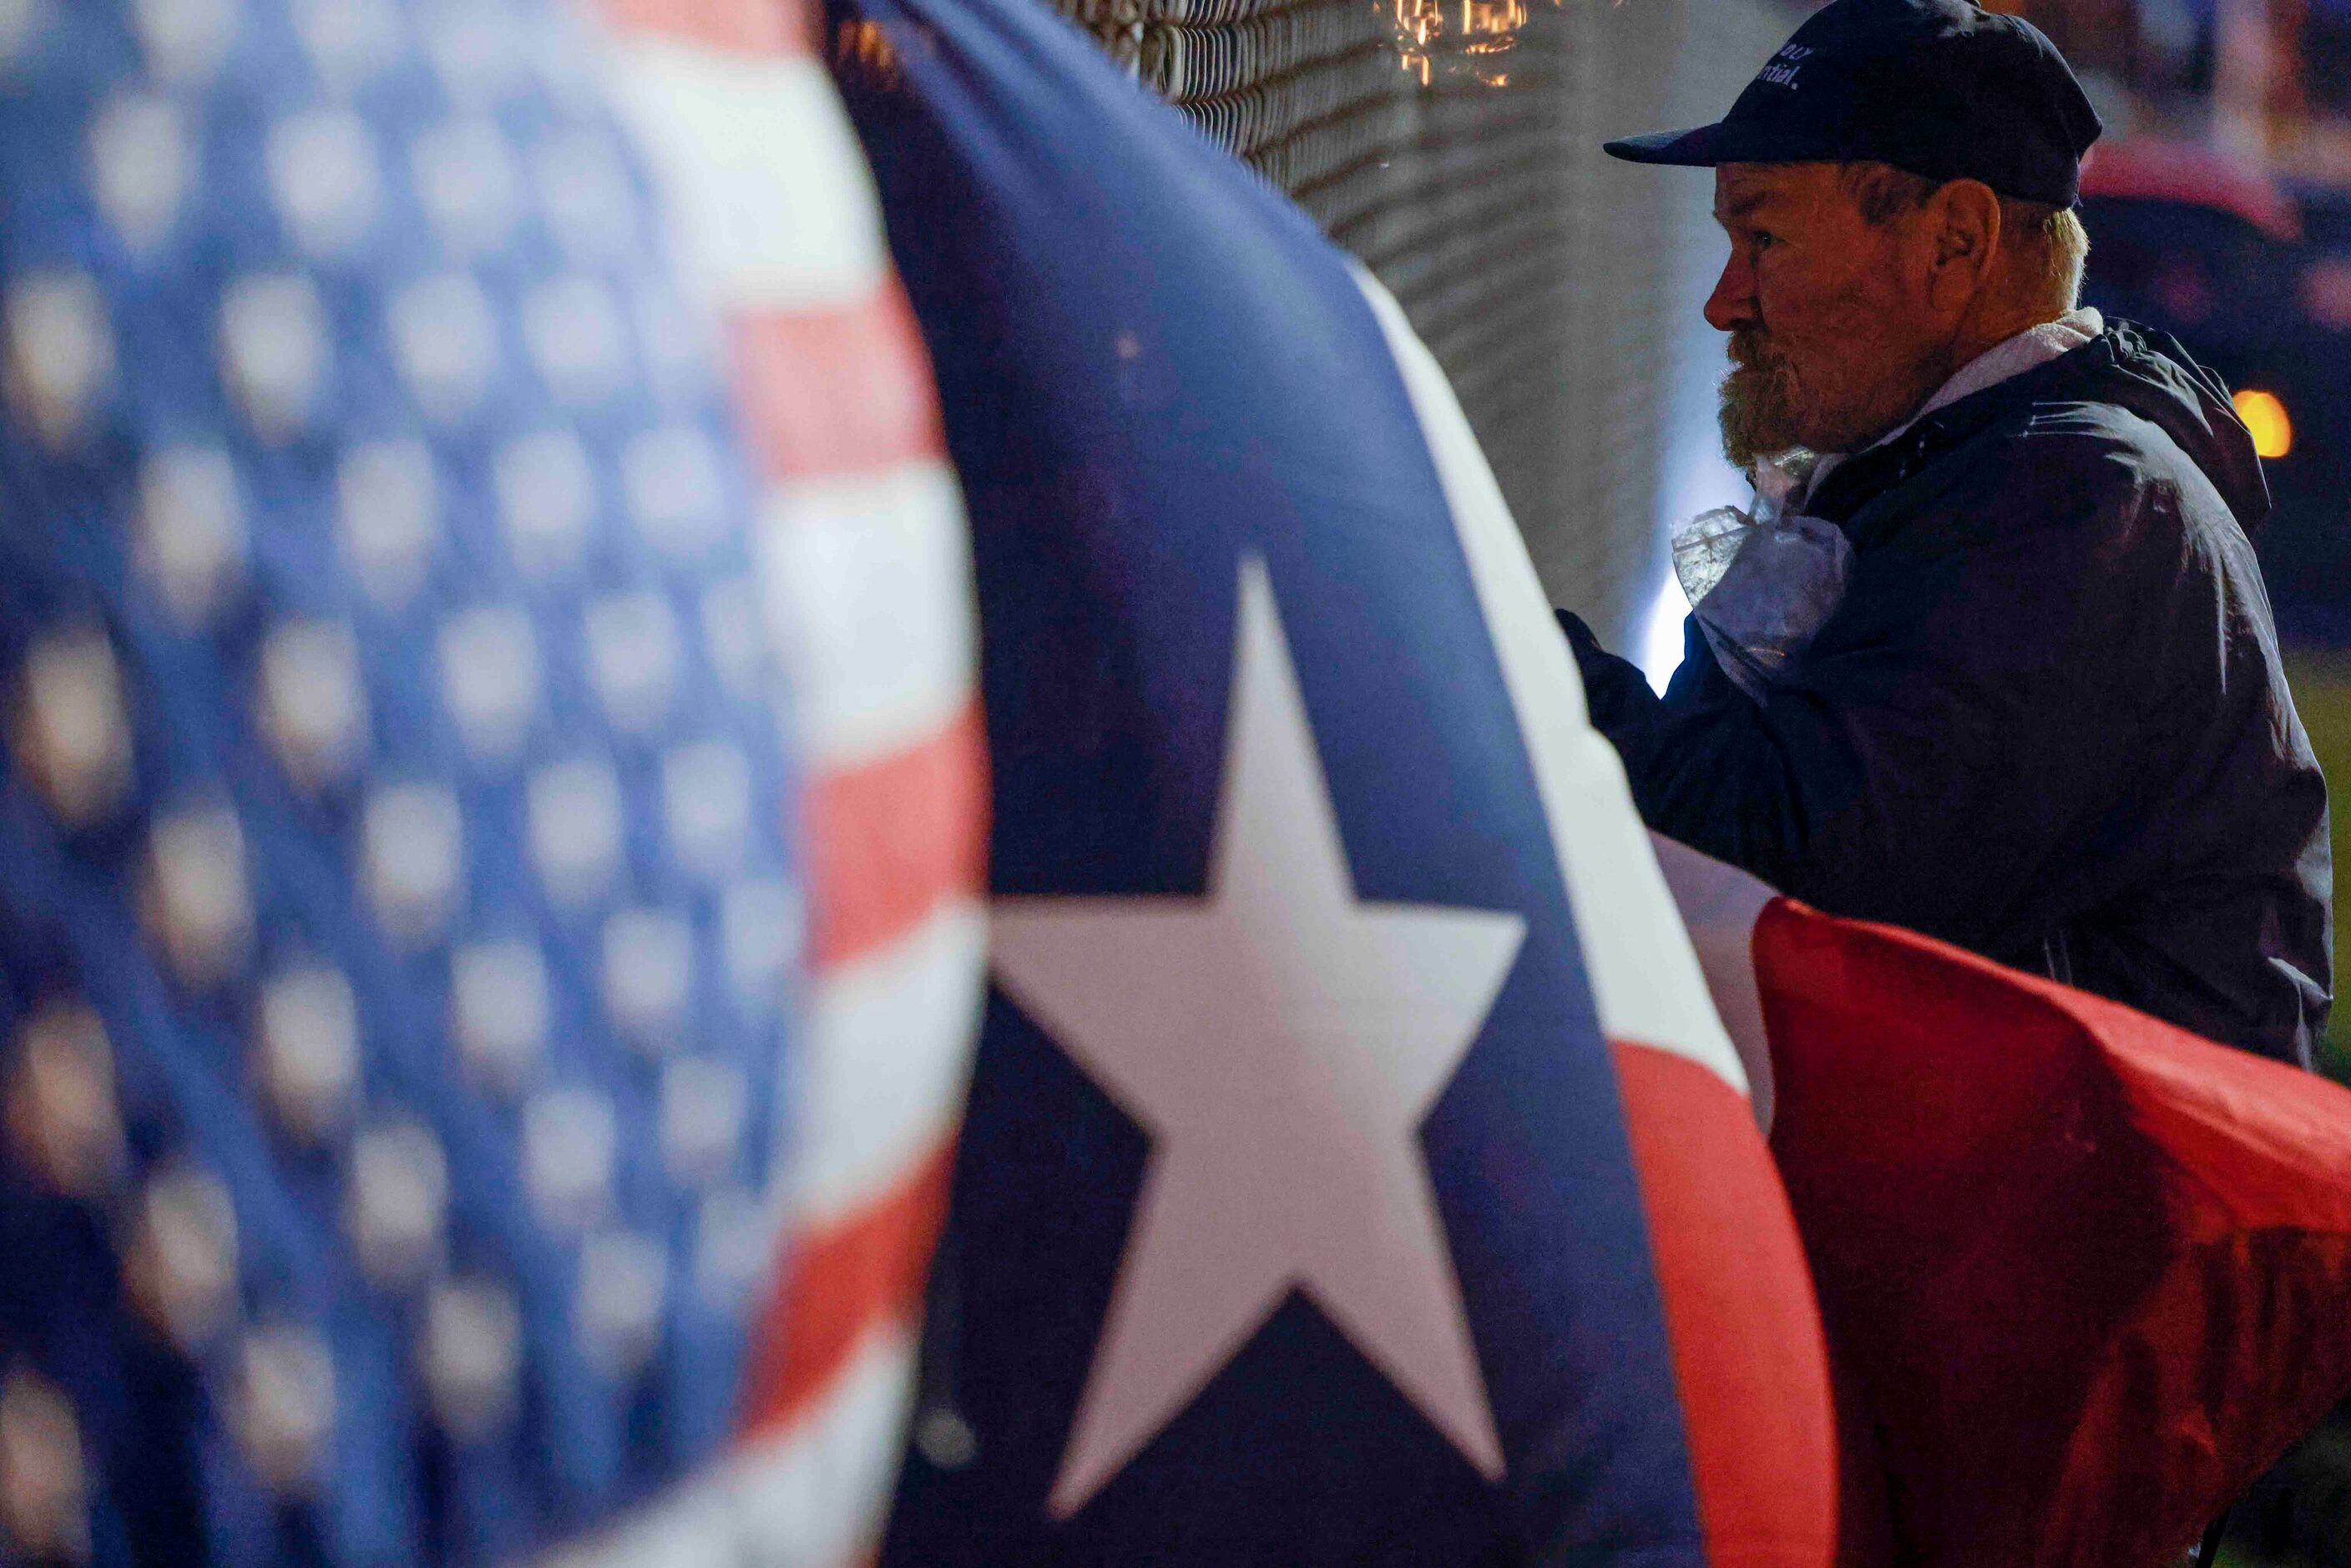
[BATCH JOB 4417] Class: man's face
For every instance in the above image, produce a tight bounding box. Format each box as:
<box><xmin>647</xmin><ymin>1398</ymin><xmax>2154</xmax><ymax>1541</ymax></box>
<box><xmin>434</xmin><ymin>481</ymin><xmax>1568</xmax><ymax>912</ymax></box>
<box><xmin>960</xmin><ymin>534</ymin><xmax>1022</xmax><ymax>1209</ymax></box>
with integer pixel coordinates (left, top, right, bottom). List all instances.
<box><xmin>1706</xmin><ymin>163</ymin><xmax>1954</xmax><ymax>468</ymax></box>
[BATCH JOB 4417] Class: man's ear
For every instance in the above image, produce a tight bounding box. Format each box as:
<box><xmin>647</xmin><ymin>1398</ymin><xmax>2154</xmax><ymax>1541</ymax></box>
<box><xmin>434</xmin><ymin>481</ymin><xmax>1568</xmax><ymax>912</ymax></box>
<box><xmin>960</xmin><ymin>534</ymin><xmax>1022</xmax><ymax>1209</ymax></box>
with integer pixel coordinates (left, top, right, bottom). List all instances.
<box><xmin>1921</xmin><ymin>179</ymin><xmax>2002</xmax><ymax>313</ymax></box>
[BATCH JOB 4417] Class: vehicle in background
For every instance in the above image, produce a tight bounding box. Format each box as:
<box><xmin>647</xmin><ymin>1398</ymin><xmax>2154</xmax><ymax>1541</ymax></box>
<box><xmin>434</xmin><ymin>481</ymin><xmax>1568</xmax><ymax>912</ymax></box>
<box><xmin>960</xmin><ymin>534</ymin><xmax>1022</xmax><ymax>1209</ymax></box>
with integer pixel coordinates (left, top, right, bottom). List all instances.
<box><xmin>2076</xmin><ymin>139</ymin><xmax>2351</xmax><ymax>644</ymax></box>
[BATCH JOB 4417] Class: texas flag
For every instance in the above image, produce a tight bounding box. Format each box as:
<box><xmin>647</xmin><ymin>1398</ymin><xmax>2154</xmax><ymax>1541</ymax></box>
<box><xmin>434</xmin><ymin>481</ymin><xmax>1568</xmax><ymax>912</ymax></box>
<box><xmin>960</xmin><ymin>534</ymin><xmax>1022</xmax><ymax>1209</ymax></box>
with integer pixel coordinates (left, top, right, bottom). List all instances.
<box><xmin>824</xmin><ymin>0</ymin><xmax>1836</xmax><ymax>1558</ymax></box>
<box><xmin>1659</xmin><ymin>839</ymin><xmax>2351</xmax><ymax>1568</ymax></box>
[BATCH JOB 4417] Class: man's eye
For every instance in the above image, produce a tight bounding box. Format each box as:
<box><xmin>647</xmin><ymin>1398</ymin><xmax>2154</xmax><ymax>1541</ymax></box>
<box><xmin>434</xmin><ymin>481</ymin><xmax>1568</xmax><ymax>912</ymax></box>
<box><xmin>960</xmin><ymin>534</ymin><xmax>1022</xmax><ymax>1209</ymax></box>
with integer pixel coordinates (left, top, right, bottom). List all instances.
<box><xmin>1752</xmin><ymin>231</ymin><xmax>1777</xmax><ymax>250</ymax></box>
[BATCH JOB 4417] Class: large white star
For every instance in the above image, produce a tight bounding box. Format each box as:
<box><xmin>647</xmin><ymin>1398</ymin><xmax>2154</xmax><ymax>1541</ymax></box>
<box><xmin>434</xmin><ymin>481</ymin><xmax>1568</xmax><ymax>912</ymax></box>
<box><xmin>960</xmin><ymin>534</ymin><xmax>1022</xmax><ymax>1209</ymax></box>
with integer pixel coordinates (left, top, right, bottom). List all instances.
<box><xmin>993</xmin><ymin>556</ymin><xmax>1526</xmax><ymax>1519</ymax></box>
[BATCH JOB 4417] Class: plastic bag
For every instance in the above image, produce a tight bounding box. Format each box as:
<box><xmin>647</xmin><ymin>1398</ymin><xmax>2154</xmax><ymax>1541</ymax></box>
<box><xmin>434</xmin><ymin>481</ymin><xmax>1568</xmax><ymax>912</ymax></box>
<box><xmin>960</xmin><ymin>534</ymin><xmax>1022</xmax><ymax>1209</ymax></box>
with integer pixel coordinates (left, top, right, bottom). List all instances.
<box><xmin>1670</xmin><ymin>451</ymin><xmax>1853</xmax><ymax>701</ymax></box>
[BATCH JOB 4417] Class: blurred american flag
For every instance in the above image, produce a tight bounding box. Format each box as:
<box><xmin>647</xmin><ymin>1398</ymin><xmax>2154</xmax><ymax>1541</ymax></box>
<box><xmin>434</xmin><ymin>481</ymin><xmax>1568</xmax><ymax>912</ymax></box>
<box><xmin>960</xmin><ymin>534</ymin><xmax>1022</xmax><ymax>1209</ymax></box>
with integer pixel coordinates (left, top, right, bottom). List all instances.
<box><xmin>0</xmin><ymin>0</ymin><xmax>982</xmax><ymax>1562</ymax></box>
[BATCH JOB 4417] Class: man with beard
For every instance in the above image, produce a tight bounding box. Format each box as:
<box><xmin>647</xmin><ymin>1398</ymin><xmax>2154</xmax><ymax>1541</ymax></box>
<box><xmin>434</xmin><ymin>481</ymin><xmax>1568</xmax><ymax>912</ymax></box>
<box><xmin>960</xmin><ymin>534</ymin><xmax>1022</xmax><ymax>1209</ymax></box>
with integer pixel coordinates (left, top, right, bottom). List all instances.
<box><xmin>1558</xmin><ymin>0</ymin><xmax>2333</xmax><ymax>1065</ymax></box>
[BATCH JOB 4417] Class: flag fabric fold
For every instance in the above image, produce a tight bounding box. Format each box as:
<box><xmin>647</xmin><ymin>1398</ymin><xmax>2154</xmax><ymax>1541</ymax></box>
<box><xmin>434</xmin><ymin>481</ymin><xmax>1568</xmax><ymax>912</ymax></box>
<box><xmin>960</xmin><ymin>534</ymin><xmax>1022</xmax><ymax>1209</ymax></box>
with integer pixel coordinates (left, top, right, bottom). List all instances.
<box><xmin>1656</xmin><ymin>843</ymin><xmax>2351</xmax><ymax>1568</ymax></box>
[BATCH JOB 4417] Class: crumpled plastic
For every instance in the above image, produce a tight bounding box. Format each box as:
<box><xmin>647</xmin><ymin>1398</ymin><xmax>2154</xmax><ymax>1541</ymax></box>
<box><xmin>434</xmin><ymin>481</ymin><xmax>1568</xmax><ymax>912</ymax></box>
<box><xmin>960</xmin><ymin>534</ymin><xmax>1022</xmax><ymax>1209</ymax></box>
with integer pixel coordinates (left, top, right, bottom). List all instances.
<box><xmin>1671</xmin><ymin>451</ymin><xmax>1853</xmax><ymax>701</ymax></box>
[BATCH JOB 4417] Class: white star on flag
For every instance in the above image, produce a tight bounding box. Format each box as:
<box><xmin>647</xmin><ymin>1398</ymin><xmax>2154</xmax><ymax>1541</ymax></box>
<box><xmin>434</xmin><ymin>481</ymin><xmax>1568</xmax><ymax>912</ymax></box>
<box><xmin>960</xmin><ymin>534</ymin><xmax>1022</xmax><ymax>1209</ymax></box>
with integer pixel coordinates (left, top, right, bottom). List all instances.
<box><xmin>992</xmin><ymin>554</ymin><xmax>1526</xmax><ymax>1519</ymax></box>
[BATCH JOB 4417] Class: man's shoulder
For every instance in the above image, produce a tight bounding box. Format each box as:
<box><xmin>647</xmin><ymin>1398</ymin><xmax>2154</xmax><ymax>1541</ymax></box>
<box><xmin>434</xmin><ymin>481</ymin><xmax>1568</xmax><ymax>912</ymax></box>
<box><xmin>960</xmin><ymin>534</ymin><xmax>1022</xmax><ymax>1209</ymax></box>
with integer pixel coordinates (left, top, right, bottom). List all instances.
<box><xmin>1907</xmin><ymin>392</ymin><xmax>2247</xmax><ymax>560</ymax></box>
<box><xmin>2004</xmin><ymin>395</ymin><xmax>2218</xmax><ymax>483</ymax></box>
<box><xmin>1954</xmin><ymin>323</ymin><xmax>2269</xmax><ymax>544</ymax></box>
<box><xmin>1835</xmin><ymin>392</ymin><xmax>2266</xmax><ymax>655</ymax></box>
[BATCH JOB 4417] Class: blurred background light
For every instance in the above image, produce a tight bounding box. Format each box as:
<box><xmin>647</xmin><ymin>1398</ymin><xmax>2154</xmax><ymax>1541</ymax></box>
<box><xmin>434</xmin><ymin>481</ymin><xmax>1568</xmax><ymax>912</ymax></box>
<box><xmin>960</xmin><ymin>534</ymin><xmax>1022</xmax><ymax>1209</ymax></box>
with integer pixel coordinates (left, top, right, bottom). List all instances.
<box><xmin>1639</xmin><ymin>574</ymin><xmax>1691</xmax><ymax>695</ymax></box>
<box><xmin>2236</xmin><ymin>386</ymin><xmax>2294</xmax><ymax>458</ymax></box>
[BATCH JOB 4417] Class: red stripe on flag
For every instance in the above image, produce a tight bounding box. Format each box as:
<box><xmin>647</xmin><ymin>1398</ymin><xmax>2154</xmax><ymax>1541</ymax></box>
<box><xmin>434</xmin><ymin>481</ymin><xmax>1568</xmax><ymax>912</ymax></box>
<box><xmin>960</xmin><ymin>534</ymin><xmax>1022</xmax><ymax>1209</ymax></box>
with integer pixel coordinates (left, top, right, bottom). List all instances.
<box><xmin>738</xmin><ymin>1131</ymin><xmax>958</xmax><ymax>1439</ymax></box>
<box><xmin>597</xmin><ymin>0</ymin><xmax>808</xmax><ymax>53</ymax></box>
<box><xmin>734</xmin><ymin>288</ymin><xmax>946</xmax><ymax>481</ymax></box>
<box><xmin>805</xmin><ymin>700</ymin><xmax>988</xmax><ymax>971</ymax></box>
<box><xmin>1610</xmin><ymin>1039</ymin><xmax>1837</xmax><ymax>1568</ymax></box>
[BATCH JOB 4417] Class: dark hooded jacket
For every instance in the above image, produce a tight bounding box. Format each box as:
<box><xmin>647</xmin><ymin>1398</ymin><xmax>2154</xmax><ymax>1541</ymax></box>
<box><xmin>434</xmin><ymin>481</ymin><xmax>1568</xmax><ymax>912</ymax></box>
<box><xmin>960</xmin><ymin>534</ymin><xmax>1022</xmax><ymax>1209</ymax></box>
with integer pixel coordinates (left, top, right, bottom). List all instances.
<box><xmin>1560</xmin><ymin>321</ymin><xmax>2333</xmax><ymax>1065</ymax></box>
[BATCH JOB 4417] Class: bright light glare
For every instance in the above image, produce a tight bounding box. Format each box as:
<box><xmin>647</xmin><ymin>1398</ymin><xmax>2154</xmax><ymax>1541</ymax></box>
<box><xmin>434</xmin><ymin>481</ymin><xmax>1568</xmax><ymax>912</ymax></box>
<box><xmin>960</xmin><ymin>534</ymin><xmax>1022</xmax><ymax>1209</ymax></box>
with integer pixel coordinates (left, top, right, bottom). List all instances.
<box><xmin>2234</xmin><ymin>387</ymin><xmax>2293</xmax><ymax>459</ymax></box>
<box><xmin>1638</xmin><ymin>574</ymin><xmax>1691</xmax><ymax>695</ymax></box>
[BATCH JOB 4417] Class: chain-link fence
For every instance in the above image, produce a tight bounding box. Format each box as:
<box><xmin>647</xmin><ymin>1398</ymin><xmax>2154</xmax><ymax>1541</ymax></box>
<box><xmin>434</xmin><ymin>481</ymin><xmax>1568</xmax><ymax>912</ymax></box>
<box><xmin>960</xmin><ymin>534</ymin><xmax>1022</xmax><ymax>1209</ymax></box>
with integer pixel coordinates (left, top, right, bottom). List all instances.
<box><xmin>1050</xmin><ymin>0</ymin><xmax>1790</xmax><ymax>647</ymax></box>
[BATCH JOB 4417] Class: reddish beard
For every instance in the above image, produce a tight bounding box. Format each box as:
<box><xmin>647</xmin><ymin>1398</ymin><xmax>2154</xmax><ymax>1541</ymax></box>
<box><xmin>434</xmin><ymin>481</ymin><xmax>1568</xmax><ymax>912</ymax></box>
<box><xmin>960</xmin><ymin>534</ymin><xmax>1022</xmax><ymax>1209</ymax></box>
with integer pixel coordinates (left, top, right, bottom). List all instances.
<box><xmin>1719</xmin><ymin>329</ymin><xmax>1805</xmax><ymax>469</ymax></box>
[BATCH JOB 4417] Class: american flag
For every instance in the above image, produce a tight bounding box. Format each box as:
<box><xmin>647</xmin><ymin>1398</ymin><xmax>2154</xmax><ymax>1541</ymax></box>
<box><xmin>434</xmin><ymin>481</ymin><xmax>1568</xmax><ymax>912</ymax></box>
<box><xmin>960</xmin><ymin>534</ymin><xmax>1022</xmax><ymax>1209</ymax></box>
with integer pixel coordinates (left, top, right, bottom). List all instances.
<box><xmin>0</xmin><ymin>0</ymin><xmax>980</xmax><ymax>1563</ymax></box>
<box><xmin>590</xmin><ymin>0</ymin><xmax>986</xmax><ymax>1560</ymax></box>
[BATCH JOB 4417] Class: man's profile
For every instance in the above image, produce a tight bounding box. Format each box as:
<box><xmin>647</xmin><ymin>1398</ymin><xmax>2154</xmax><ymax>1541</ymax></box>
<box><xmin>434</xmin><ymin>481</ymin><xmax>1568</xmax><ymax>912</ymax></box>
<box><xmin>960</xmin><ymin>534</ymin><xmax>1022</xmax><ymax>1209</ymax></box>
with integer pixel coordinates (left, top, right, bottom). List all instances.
<box><xmin>1563</xmin><ymin>0</ymin><xmax>2333</xmax><ymax>1065</ymax></box>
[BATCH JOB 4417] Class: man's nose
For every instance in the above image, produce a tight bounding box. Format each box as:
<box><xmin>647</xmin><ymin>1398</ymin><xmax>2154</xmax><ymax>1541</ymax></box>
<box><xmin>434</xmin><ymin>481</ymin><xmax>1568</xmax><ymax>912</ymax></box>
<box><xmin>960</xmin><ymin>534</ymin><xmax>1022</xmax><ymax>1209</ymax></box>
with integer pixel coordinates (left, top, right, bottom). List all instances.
<box><xmin>1704</xmin><ymin>250</ymin><xmax>1757</xmax><ymax>334</ymax></box>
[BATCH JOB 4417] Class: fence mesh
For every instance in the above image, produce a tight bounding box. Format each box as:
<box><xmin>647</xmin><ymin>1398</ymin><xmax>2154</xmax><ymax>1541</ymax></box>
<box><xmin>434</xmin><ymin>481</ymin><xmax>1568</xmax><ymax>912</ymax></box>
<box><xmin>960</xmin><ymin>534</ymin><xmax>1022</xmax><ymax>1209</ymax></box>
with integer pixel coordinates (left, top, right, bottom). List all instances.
<box><xmin>1048</xmin><ymin>0</ymin><xmax>1727</xmax><ymax>640</ymax></box>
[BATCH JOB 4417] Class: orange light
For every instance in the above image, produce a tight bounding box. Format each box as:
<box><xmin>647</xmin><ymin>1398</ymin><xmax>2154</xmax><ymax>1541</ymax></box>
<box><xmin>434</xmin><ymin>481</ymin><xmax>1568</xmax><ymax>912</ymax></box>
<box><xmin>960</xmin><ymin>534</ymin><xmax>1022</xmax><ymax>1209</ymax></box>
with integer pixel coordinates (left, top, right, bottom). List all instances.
<box><xmin>2235</xmin><ymin>387</ymin><xmax>2293</xmax><ymax>459</ymax></box>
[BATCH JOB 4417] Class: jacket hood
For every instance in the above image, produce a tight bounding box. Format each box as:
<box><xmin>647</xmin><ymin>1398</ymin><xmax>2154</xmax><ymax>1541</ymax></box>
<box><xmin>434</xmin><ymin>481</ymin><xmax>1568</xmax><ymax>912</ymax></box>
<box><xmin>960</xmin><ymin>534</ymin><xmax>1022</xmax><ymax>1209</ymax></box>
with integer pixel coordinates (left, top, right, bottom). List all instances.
<box><xmin>2069</xmin><ymin>320</ymin><xmax>2273</xmax><ymax>531</ymax></box>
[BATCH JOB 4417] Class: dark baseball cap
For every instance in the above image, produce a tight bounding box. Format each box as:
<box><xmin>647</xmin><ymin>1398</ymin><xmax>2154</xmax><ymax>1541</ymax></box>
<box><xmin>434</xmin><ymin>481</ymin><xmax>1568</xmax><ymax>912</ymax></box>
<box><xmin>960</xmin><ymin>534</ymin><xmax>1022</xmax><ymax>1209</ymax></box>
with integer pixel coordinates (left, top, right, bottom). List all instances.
<box><xmin>1604</xmin><ymin>0</ymin><xmax>2102</xmax><ymax>207</ymax></box>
